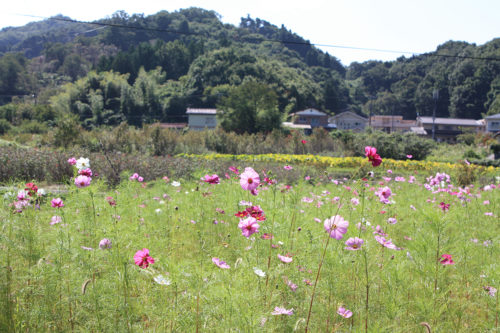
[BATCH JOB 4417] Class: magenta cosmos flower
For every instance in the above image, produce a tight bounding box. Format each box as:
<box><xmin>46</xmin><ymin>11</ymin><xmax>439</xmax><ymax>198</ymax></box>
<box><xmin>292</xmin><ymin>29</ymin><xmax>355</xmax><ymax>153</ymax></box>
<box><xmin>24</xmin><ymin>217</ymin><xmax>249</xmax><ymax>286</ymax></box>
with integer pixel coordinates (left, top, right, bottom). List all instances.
<box><xmin>365</xmin><ymin>146</ymin><xmax>382</xmax><ymax>167</ymax></box>
<box><xmin>212</xmin><ymin>257</ymin><xmax>230</xmax><ymax>269</ymax></box>
<box><xmin>74</xmin><ymin>175</ymin><xmax>92</xmax><ymax>188</ymax></box>
<box><xmin>133</xmin><ymin>248</ymin><xmax>155</xmax><ymax>268</ymax></box>
<box><xmin>202</xmin><ymin>174</ymin><xmax>220</xmax><ymax>184</ymax></box>
<box><xmin>78</xmin><ymin>168</ymin><xmax>93</xmax><ymax>177</ymax></box>
<box><xmin>238</xmin><ymin>216</ymin><xmax>260</xmax><ymax>238</ymax></box>
<box><xmin>240</xmin><ymin>167</ymin><xmax>260</xmax><ymax>191</ymax></box>
<box><xmin>337</xmin><ymin>307</ymin><xmax>353</xmax><ymax>318</ymax></box>
<box><xmin>51</xmin><ymin>198</ymin><xmax>64</xmax><ymax>208</ymax></box>
<box><xmin>344</xmin><ymin>237</ymin><xmax>364</xmax><ymax>250</ymax></box>
<box><xmin>440</xmin><ymin>254</ymin><xmax>454</xmax><ymax>265</ymax></box>
<box><xmin>67</xmin><ymin>157</ymin><xmax>77</xmax><ymax>165</ymax></box>
<box><xmin>324</xmin><ymin>215</ymin><xmax>349</xmax><ymax>240</ymax></box>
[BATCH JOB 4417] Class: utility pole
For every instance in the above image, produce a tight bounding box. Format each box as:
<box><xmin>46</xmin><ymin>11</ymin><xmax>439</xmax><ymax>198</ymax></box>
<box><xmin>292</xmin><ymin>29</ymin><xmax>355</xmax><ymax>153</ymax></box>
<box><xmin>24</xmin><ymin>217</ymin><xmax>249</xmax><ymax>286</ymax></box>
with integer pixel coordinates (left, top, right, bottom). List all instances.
<box><xmin>432</xmin><ymin>89</ymin><xmax>439</xmax><ymax>141</ymax></box>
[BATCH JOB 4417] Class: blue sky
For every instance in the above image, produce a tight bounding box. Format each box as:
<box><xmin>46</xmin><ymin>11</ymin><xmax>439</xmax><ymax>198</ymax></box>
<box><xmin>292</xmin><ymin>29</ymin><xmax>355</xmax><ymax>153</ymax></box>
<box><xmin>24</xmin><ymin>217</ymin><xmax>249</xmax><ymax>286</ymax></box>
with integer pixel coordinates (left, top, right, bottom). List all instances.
<box><xmin>2</xmin><ymin>0</ymin><xmax>499</xmax><ymax>65</ymax></box>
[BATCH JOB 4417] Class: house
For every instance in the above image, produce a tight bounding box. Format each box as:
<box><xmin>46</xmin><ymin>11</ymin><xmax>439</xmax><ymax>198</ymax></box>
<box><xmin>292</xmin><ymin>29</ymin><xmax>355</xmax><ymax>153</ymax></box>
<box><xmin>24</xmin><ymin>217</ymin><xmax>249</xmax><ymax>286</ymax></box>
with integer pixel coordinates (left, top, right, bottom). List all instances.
<box><xmin>282</xmin><ymin>122</ymin><xmax>313</xmax><ymax>135</ymax></box>
<box><xmin>186</xmin><ymin>108</ymin><xmax>218</xmax><ymax>131</ymax></box>
<box><xmin>416</xmin><ymin>116</ymin><xmax>485</xmax><ymax>142</ymax></box>
<box><xmin>329</xmin><ymin>111</ymin><xmax>368</xmax><ymax>132</ymax></box>
<box><xmin>369</xmin><ymin>115</ymin><xmax>417</xmax><ymax>133</ymax></box>
<box><xmin>289</xmin><ymin>108</ymin><xmax>329</xmax><ymax>128</ymax></box>
<box><xmin>485</xmin><ymin>113</ymin><xmax>500</xmax><ymax>134</ymax></box>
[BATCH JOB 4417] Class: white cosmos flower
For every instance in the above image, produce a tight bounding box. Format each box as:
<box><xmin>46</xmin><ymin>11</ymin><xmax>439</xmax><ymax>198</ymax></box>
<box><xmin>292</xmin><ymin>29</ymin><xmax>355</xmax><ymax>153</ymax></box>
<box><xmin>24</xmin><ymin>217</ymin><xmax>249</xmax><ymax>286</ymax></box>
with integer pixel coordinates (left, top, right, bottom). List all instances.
<box><xmin>171</xmin><ymin>181</ymin><xmax>181</xmax><ymax>187</ymax></box>
<box><xmin>253</xmin><ymin>267</ymin><xmax>266</xmax><ymax>277</ymax></box>
<box><xmin>75</xmin><ymin>157</ymin><xmax>90</xmax><ymax>171</ymax></box>
<box><xmin>154</xmin><ymin>274</ymin><xmax>171</xmax><ymax>285</ymax></box>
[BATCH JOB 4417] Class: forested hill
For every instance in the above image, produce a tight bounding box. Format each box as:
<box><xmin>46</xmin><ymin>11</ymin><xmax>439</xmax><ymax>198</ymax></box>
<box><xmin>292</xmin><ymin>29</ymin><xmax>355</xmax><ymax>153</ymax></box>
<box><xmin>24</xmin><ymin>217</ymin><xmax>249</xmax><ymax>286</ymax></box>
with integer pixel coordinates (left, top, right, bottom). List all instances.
<box><xmin>0</xmin><ymin>7</ymin><xmax>499</xmax><ymax>129</ymax></box>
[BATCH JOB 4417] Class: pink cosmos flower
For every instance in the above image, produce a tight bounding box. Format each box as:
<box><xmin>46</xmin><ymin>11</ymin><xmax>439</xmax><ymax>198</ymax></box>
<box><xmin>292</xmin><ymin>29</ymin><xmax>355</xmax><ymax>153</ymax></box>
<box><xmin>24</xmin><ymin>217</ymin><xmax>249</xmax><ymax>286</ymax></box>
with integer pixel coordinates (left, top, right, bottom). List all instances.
<box><xmin>387</xmin><ymin>217</ymin><xmax>397</xmax><ymax>224</ymax></box>
<box><xmin>337</xmin><ymin>307</ymin><xmax>353</xmax><ymax>318</ymax></box>
<box><xmin>440</xmin><ymin>254</ymin><xmax>454</xmax><ymax>265</ymax></box>
<box><xmin>17</xmin><ymin>190</ymin><xmax>29</xmax><ymax>201</ymax></box>
<box><xmin>406</xmin><ymin>154</ymin><xmax>413</xmax><ymax>159</ymax></box>
<box><xmin>271</xmin><ymin>307</ymin><xmax>293</xmax><ymax>315</ymax></box>
<box><xmin>350</xmin><ymin>197</ymin><xmax>360</xmax><ymax>206</ymax></box>
<box><xmin>50</xmin><ymin>215</ymin><xmax>62</xmax><ymax>225</ymax></box>
<box><xmin>137</xmin><ymin>176</ymin><xmax>144</xmax><ymax>182</ymax></box>
<box><xmin>67</xmin><ymin>157</ymin><xmax>77</xmax><ymax>165</ymax></box>
<box><xmin>373</xmin><ymin>225</ymin><xmax>387</xmax><ymax>236</ymax></box>
<box><xmin>374</xmin><ymin>235</ymin><xmax>401</xmax><ymax>250</ymax></box>
<box><xmin>387</xmin><ymin>169</ymin><xmax>393</xmax><ymax>174</ymax></box>
<box><xmin>51</xmin><ymin>198</ymin><xmax>64</xmax><ymax>208</ymax></box>
<box><xmin>284</xmin><ymin>165</ymin><xmax>293</xmax><ymax>170</ymax></box>
<box><xmin>375</xmin><ymin>186</ymin><xmax>392</xmax><ymax>203</ymax></box>
<box><xmin>202</xmin><ymin>174</ymin><xmax>220</xmax><ymax>184</ymax></box>
<box><xmin>278</xmin><ymin>254</ymin><xmax>293</xmax><ymax>263</ymax></box>
<box><xmin>238</xmin><ymin>216</ymin><xmax>260</xmax><ymax>238</ymax></box>
<box><xmin>484</xmin><ymin>286</ymin><xmax>497</xmax><ymax>298</ymax></box>
<box><xmin>129</xmin><ymin>173</ymin><xmax>139</xmax><ymax>180</ymax></box>
<box><xmin>99</xmin><ymin>238</ymin><xmax>112</xmax><ymax>249</ymax></box>
<box><xmin>162</xmin><ymin>176</ymin><xmax>170</xmax><ymax>182</ymax></box>
<box><xmin>134</xmin><ymin>248</ymin><xmax>155</xmax><ymax>269</ymax></box>
<box><xmin>212</xmin><ymin>257</ymin><xmax>230</xmax><ymax>269</ymax></box>
<box><xmin>324</xmin><ymin>215</ymin><xmax>349</xmax><ymax>240</ymax></box>
<box><xmin>344</xmin><ymin>237</ymin><xmax>364</xmax><ymax>250</ymax></box>
<box><xmin>365</xmin><ymin>146</ymin><xmax>382</xmax><ymax>167</ymax></box>
<box><xmin>287</xmin><ymin>280</ymin><xmax>298</xmax><ymax>291</ymax></box>
<box><xmin>395</xmin><ymin>176</ymin><xmax>405</xmax><ymax>182</ymax></box>
<box><xmin>74</xmin><ymin>175</ymin><xmax>92</xmax><ymax>188</ymax></box>
<box><xmin>240</xmin><ymin>167</ymin><xmax>260</xmax><ymax>191</ymax></box>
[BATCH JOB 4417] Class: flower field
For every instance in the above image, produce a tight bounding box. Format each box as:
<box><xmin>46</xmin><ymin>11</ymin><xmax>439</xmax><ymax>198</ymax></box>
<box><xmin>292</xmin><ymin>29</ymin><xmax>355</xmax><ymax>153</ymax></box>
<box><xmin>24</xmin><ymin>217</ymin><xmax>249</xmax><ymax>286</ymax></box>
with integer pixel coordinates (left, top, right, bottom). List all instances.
<box><xmin>0</xmin><ymin>150</ymin><xmax>499</xmax><ymax>332</ymax></box>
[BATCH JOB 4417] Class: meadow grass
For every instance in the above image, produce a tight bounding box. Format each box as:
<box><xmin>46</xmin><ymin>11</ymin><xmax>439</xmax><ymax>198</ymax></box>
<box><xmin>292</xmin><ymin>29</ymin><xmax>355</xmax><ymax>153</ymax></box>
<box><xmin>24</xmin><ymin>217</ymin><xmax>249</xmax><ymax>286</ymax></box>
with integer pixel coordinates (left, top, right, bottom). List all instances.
<box><xmin>0</xmin><ymin>161</ymin><xmax>499</xmax><ymax>332</ymax></box>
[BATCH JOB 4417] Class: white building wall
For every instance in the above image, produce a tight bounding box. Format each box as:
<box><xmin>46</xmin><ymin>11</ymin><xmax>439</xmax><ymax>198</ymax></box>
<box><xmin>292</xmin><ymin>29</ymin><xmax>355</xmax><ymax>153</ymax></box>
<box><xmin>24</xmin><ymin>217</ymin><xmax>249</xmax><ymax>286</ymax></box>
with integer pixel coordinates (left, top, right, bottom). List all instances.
<box><xmin>188</xmin><ymin>114</ymin><xmax>217</xmax><ymax>130</ymax></box>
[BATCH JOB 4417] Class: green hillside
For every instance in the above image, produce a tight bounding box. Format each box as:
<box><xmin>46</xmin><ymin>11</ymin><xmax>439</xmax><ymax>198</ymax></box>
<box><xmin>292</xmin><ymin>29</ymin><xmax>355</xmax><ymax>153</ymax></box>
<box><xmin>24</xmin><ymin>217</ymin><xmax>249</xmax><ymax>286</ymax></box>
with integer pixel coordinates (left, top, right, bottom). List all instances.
<box><xmin>0</xmin><ymin>7</ymin><xmax>499</xmax><ymax>131</ymax></box>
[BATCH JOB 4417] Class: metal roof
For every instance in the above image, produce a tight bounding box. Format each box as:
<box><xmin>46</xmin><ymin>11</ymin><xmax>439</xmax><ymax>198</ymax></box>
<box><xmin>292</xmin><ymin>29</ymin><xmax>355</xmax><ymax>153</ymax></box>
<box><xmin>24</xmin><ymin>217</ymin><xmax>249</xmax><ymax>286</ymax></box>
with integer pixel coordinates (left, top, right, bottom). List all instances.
<box><xmin>330</xmin><ymin>111</ymin><xmax>368</xmax><ymax>122</ymax></box>
<box><xmin>186</xmin><ymin>108</ymin><xmax>217</xmax><ymax>115</ymax></box>
<box><xmin>485</xmin><ymin>113</ymin><xmax>500</xmax><ymax>119</ymax></box>
<box><xmin>418</xmin><ymin>117</ymin><xmax>482</xmax><ymax>126</ymax></box>
<box><xmin>293</xmin><ymin>108</ymin><xmax>328</xmax><ymax>117</ymax></box>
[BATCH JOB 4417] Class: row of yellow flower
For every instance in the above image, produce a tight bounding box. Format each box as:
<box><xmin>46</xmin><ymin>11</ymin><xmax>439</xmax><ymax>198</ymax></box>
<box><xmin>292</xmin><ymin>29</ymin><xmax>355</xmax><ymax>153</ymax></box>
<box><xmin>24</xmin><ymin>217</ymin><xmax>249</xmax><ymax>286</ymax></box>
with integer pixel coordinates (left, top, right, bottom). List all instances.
<box><xmin>178</xmin><ymin>153</ymin><xmax>499</xmax><ymax>175</ymax></box>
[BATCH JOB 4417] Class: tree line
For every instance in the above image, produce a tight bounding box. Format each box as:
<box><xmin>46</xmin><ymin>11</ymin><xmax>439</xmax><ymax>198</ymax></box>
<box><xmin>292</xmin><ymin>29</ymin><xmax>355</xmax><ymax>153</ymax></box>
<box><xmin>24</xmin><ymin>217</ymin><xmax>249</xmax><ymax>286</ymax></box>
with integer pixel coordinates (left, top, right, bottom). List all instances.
<box><xmin>0</xmin><ymin>7</ymin><xmax>499</xmax><ymax>135</ymax></box>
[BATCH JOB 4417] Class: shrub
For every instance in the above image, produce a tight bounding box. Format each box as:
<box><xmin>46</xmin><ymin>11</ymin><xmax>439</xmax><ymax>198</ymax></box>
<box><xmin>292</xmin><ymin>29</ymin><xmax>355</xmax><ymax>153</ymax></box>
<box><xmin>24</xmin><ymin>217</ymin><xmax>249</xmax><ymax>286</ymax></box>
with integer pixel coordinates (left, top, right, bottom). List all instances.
<box><xmin>19</xmin><ymin>121</ymin><xmax>49</xmax><ymax>134</ymax></box>
<box><xmin>491</xmin><ymin>143</ymin><xmax>500</xmax><ymax>159</ymax></box>
<box><xmin>0</xmin><ymin>119</ymin><xmax>11</xmax><ymax>135</ymax></box>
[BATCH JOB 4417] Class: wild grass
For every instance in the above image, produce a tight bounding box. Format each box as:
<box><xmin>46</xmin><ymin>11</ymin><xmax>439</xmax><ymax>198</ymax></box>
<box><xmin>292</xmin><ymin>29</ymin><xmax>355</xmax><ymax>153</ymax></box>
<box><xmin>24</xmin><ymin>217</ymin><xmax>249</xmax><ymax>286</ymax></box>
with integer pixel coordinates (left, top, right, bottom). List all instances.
<box><xmin>0</xmin><ymin>162</ymin><xmax>499</xmax><ymax>332</ymax></box>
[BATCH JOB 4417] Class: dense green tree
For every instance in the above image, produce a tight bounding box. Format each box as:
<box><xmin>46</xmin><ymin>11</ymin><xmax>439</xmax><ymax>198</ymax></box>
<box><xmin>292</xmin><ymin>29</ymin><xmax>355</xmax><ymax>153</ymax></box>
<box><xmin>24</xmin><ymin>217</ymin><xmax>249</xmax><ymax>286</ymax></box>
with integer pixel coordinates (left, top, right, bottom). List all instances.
<box><xmin>217</xmin><ymin>80</ymin><xmax>282</xmax><ymax>134</ymax></box>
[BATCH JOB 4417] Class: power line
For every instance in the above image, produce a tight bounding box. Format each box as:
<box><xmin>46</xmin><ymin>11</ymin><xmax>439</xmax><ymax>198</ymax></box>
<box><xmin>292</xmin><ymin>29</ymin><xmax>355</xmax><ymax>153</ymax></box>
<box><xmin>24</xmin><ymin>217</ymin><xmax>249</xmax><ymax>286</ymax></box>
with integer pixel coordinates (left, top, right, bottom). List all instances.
<box><xmin>15</xmin><ymin>13</ymin><xmax>500</xmax><ymax>62</ymax></box>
